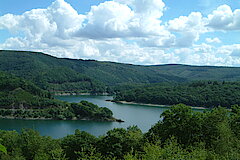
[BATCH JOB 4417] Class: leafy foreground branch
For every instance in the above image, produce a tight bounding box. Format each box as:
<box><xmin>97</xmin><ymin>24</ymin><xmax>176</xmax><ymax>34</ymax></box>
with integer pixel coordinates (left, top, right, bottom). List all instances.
<box><xmin>0</xmin><ymin>104</ymin><xmax>240</xmax><ymax>160</ymax></box>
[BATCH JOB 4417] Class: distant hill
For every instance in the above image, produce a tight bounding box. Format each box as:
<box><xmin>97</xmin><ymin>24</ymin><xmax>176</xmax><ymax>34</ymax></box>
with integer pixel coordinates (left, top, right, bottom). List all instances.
<box><xmin>149</xmin><ymin>64</ymin><xmax>240</xmax><ymax>82</ymax></box>
<box><xmin>0</xmin><ymin>50</ymin><xmax>106</xmax><ymax>93</ymax></box>
<box><xmin>1</xmin><ymin>50</ymin><xmax>240</xmax><ymax>93</ymax></box>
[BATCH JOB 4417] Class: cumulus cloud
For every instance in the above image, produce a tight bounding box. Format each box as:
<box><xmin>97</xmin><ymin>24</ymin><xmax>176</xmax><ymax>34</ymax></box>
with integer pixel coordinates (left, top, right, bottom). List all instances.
<box><xmin>206</xmin><ymin>37</ymin><xmax>221</xmax><ymax>43</ymax></box>
<box><xmin>166</xmin><ymin>12</ymin><xmax>207</xmax><ymax>47</ymax></box>
<box><xmin>0</xmin><ymin>0</ymin><xmax>85</xmax><ymax>43</ymax></box>
<box><xmin>0</xmin><ymin>0</ymin><xmax>169</xmax><ymax>41</ymax></box>
<box><xmin>0</xmin><ymin>0</ymin><xmax>240</xmax><ymax>66</ymax></box>
<box><xmin>0</xmin><ymin>14</ymin><xmax>21</xmax><ymax>31</ymax></box>
<box><xmin>207</xmin><ymin>5</ymin><xmax>240</xmax><ymax>30</ymax></box>
<box><xmin>74</xmin><ymin>1</ymin><xmax>134</xmax><ymax>39</ymax></box>
<box><xmin>114</xmin><ymin>0</ymin><xmax>165</xmax><ymax>18</ymax></box>
<box><xmin>75</xmin><ymin>0</ymin><xmax>167</xmax><ymax>39</ymax></box>
<box><xmin>0</xmin><ymin>0</ymin><xmax>173</xmax><ymax>65</ymax></box>
<box><xmin>168</xmin><ymin>12</ymin><xmax>204</xmax><ymax>32</ymax></box>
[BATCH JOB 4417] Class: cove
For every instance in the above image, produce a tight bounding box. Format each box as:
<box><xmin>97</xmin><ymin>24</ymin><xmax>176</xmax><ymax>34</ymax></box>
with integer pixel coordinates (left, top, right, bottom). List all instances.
<box><xmin>0</xmin><ymin>95</ymin><xmax>202</xmax><ymax>138</ymax></box>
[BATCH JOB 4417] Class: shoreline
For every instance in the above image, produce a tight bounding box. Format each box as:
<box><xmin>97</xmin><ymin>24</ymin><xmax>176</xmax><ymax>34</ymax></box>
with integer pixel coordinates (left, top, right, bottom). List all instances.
<box><xmin>0</xmin><ymin>116</ymin><xmax>124</xmax><ymax>122</ymax></box>
<box><xmin>53</xmin><ymin>92</ymin><xmax>111</xmax><ymax>96</ymax></box>
<box><xmin>112</xmin><ymin>101</ymin><xmax>208</xmax><ymax>110</ymax></box>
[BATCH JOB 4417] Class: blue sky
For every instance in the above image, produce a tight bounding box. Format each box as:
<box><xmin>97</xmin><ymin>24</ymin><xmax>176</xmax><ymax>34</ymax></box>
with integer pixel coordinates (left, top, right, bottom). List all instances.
<box><xmin>0</xmin><ymin>0</ymin><xmax>240</xmax><ymax>66</ymax></box>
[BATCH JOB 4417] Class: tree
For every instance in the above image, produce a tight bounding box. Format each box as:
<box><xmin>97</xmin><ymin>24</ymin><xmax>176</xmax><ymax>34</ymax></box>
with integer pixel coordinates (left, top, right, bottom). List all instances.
<box><xmin>145</xmin><ymin>104</ymin><xmax>203</xmax><ymax>147</ymax></box>
<box><xmin>97</xmin><ymin>126</ymin><xmax>143</xmax><ymax>159</ymax></box>
<box><xmin>61</xmin><ymin>129</ymin><xmax>97</xmax><ymax>160</ymax></box>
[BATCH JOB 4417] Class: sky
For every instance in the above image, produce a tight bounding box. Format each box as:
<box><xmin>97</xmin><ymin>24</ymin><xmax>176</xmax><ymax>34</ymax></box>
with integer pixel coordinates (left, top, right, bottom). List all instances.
<box><xmin>0</xmin><ymin>0</ymin><xmax>240</xmax><ymax>66</ymax></box>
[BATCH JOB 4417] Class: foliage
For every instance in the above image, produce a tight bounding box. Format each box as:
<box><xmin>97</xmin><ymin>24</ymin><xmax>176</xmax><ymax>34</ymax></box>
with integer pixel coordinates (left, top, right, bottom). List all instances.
<box><xmin>0</xmin><ymin>105</ymin><xmax>240</xmax><ymax>159</ymax></box>
<box><xmin>97</xmin><ymin>126</ymin><xmax>143</xmax><ymax>159</ymax></box>
<box><xmin>61</xmin><ymin>129</ymin><xmax>98</xmax><ymax>160</ymax></box>
<box><xmin>0</xmin><ymin>144</ymin><xmax>7</xmax><ymax>154</ymax></box>
<box><xmin>115</xmin><ymin>81</ymin><xmax>240</xmax><ymax>108</ymax></box>
<box><xmin>0</xmin><ymin>100</ymin><xmax>113</xmax><ymax>121</ymax></box>
<box><xmin>0</xmin><ymin>71</ymin><xmax>60</xmax><ymax>108</ymax></box>
<box><xmin>0</xmin><ymin>50</ymin><xmax>106</xmax><ymax>94</ymax></box>
<box><xmin>3</xmin><ymin>50</ymin><xmax>240</xmax><ymax>94</ymax></box>
<box><xmin>0</xmin><ymin>72</ymin><xmax>114</xmax><ymax>121</ymax></box>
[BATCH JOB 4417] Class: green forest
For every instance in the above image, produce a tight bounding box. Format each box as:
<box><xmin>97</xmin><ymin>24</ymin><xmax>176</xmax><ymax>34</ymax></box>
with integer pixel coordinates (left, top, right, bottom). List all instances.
<box><xmin>114</xmin><ymin>81</ymin><xmax>240</xmax><ymax>108</ymax></box>
<box><xmin>0</xmin><ymin>71</ymin><xmax>114</xmax><ymax>121</ymax></box>
<box><xmin>2</xmin><ymin>50</ymin><xmax>240</xmax><ymax>94</ymax></box>
<box><xmin>1</xmin><ymin>50</ymin><xmax>240</xmax><ymax>159</ymax></box>
<box><xmin>0</xmin><ymin>104</ymin><xmax>240</xmax><ymax>160</ymax></box>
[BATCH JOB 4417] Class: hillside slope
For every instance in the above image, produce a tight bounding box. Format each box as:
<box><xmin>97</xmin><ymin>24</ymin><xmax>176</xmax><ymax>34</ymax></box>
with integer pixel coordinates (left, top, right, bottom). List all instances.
<box><xmin>0</xmin><ymin>71</ymin><xmax>115</xmax><ymax>121</ymax></box>
<box><xmin>0</xmin><ymin>71</ymin><xmax>63</xmax><ymax>108</ymax></box>
<box><xmin>1</xmin><ymin>50</ymin><xmax>240</xmax><ymax>93</ymax></box>
<box><xmin>150</xmin><ymin>64</ymin><xmax>240</xmax><ymax>81</ymax></box>
<box><xmin>0</xmin><ymin>50</ymin><xmax>185</xmax><ymax>92</ymax></box>
<box><xmin>0</xmin><ymin>50</ymin><xmax>106</xmax><ymax>93</ymax></box>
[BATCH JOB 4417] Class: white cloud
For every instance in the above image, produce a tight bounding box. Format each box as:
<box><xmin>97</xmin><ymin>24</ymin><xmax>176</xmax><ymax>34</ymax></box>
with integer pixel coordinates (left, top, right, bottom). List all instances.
<box><xmin>168</xmin><ymin>12</ymin><xmax>204</xmax><ymax>32</ymax></box>
<box><xmin>0</xmin><ymin>14</ymin><xmax>21</xmax><ymax>31</ymax></box>
<box><xmin>0</xmin><ymin>0</ymin><xmax>85</xmax><ymax>43</ymax></box>
<box><xmin>193</xmin><ymin>43</ymin><xmax>213</xmax><ymax>53</ymax></box>
<box><xmin>216</xmin><ymin>44</ymin><xmax>240</xmax><ymax>55</ymax></box>
<box><xmin>0</xmin><ymin>0</ymin><xmax>173</xmax><ymax>65</ymax></box>
<box><xmin>75</xmin><ymin>0</ymin><xmax>167</xmax><ymax>39</ymax></box>
<box><xmin>115</xmin><ymin>0</ymin><xmax>165</xmax><ymax>18</ymax></box>
<box><xmin>74</xmin><ymin>1</ymin><xmax>134</xmax><ymax>39</ymax></box>
<box><xmin>207</xmin><ymin>5</ymin><xmax>240</xmax><ymax>30</ymax></box>
<box><xmin>231</xmin><ymin>48</ymin><xmax>240</xmax><ymax>57</ymax></box>
<box><xmin>0</xmin><ymin>0</ymin><xmax>240</xmax><ymax>66</ymax></box>
<box><xmin>205</xmin><ymin>37</ymin><xmax>221</xmax><ymax>43</ymax></box>
<box><xmin>166</xmin><ymin>12</ymin><xmax>207</xmax><ymax>47</ymax></box>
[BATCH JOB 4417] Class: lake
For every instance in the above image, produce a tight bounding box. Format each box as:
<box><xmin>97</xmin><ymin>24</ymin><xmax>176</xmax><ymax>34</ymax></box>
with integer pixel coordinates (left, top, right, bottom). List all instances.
<box><xmin>0</xmin><ymin>95</ymin><xmax>194</xmax><ymax>138</ymax></box>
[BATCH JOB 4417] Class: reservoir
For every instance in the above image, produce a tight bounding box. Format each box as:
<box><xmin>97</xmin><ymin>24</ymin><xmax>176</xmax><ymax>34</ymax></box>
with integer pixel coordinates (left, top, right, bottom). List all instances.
<box><xmin>0</xmin><ymin>95</ymin><xmax>182</xmax><ymax>138</ymax></box>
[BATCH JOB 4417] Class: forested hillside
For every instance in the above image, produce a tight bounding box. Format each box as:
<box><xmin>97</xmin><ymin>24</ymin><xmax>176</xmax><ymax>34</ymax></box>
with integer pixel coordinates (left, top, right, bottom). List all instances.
<box><xmin>0</xmin><ymin>71</ymin><xmax>114</xmax><ymax>121</ymax></box>
<box><xmin>0</xmin><ymin>71</ymin><xmax>55</xmax><ymax>108</ymax></box>
<box><xmin>0</xmin><ymin>50</ymin><xmax>185</xmax><ymax>87</ymax></box>
<box><xmin>0</xmin><ymin>50</ymin><xmax>106</xmax><ymax>94</ymax></box>
<box><xmin>3</xmin><ymin>50</ymin><xmax>240</xmax><ymax>94</ymax></box>
<box><xmin>114</xmin><ymin>81</ymin><xmax>240</xmax><ymax>108</ymax></box>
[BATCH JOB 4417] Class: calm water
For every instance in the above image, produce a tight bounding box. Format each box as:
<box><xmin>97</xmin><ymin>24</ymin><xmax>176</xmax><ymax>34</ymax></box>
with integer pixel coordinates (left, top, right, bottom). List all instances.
<box><xmin>0</xmin><ymin>95</ymin><xmax>182</xmax><ymax>138</ymax></box>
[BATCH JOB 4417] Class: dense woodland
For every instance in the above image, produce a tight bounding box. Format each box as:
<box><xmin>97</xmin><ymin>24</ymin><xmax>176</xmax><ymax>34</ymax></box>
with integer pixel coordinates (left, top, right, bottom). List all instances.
<box><xmin>2</xmin><ymin>50</ymin><xmax>240</xmax><ymax>94</ymax></box>
<box><xmin>0</xmin><ymin>104</ymin><xmax>240</xmax><ymax>159</ymax></box>
<box><xmin>114</xmin><ymin>81</ymin><xmax>240</xmax><ymax>108</ymax></box>
<box><xmin>0</xmin><ymin>72</ymin><xmax>114</xmax><ymax>121</ymax></box>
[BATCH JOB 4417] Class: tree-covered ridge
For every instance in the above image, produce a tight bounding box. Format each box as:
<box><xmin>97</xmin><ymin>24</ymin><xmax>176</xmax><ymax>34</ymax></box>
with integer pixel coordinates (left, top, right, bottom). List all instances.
<box><xmin>0</xmin><ymin>72</ymin><xmax>114</xmax><ymax>121</ymax></box>
<box><xmin>2</xmin><ymin>50</ymin><xmax>240</xmax><ymax>93</ymax></box>
<box><xmin>0</xmin><ymin>50</ymin><xmax>186</xmax><ymax>94</ymax></box>
<box><xmin>114</xmin><ymin>81</ymin><xmax>240</xmax><ymax>108</ymax></box>
<box><xmin>0</xmin><ymin>50</ymin><xmax>106</xmax><ymax>94</ymax></box>
<box><xmin>0</xmin><ymin>104</ymin><xmax>240</xmax><ymax>159</ymax></box>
